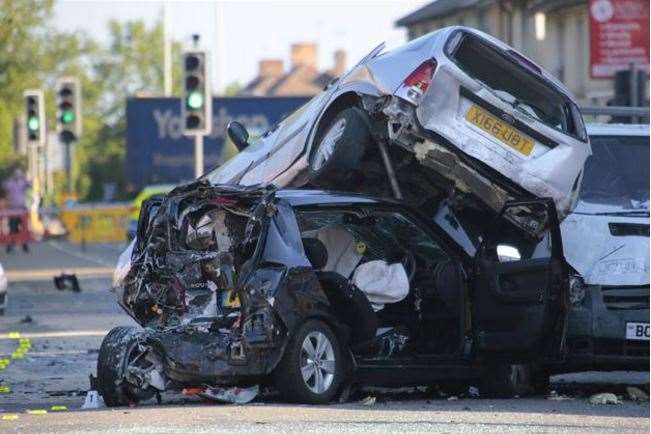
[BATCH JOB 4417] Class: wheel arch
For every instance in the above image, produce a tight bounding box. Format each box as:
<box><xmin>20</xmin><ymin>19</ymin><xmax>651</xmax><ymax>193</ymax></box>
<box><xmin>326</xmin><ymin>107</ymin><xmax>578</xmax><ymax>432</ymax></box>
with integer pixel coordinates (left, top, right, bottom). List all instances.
<box><xmin>307</xmin><ymin>91</ymin><xmax>364</xmax><ymax>157</ymax></box>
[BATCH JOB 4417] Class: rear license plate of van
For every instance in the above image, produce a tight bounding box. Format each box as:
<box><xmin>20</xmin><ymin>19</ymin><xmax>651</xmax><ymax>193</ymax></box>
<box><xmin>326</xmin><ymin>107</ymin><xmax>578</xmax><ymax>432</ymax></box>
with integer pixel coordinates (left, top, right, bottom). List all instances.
<box><xmin>626</xmin><ymin>322</ymin><xmax>650</xmax><ymax>340</ymax></box>
<box><xmin>465</xmin><ymin>104</ymin><xmax>535</xmax><ymax>156</ymax></box>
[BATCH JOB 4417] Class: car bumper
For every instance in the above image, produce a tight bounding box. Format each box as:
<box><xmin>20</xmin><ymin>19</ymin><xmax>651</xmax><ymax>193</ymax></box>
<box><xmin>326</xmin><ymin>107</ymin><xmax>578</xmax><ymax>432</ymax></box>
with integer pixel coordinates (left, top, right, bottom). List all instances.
<box><xmin>560</xmin><ymin>284</ymin><xmax>649</xmax><ymax>372</ymax></box>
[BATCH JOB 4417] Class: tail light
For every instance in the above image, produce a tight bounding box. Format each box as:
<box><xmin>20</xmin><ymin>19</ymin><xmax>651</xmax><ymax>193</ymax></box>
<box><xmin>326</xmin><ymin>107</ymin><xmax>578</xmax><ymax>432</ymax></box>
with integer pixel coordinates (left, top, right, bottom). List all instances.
<box><xmin>403</xmin><ymin>59</ymin><xmax>437</xmax><ymax>94</ymax></box>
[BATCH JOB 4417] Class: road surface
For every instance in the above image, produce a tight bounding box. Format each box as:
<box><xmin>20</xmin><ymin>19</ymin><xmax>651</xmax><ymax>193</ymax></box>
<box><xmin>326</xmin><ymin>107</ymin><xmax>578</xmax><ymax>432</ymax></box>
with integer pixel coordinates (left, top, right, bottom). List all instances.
<box><xmin>0</xmin><ymin>241</ymin><xmax>648</xmax><ymax>433</ymax></box>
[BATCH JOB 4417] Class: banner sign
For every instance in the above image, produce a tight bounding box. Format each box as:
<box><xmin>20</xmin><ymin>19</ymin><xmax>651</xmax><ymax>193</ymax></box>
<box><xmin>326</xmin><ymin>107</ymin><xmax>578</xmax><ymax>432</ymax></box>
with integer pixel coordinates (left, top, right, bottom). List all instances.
<box><xmin>589</xmin><ymin>0</ymin><xmax>650</xmax><ymax>78</ymax></box>
<box><xmin>126</xmin><ymin>96</ymin><xmax>308</xmax><ymax>189</ymax></box>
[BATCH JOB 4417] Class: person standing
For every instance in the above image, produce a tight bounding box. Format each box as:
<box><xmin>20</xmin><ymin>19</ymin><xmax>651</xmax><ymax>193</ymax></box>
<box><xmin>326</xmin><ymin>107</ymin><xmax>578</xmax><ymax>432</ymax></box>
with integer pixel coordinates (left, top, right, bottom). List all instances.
<box><xmin>2</xmin><ymin>168</ymin><xmax>31</xmax><ymax>253</ymax></box>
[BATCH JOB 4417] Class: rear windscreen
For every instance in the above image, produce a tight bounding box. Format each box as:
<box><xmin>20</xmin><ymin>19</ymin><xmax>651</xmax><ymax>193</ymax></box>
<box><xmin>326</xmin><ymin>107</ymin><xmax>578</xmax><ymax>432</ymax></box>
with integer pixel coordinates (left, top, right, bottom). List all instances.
<box><xmin>450</xmin><ymin>33</ymin><xmax>585</xmax><ymax>140</ymax></box>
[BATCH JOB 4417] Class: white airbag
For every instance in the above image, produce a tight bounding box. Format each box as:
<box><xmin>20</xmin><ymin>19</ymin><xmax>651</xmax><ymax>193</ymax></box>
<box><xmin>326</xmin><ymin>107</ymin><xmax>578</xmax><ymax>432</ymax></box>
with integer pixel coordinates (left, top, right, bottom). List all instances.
<box><xmin>352</xmin><ymin>260</ymin><xmax>409</xmax><ymax>311</ymax></box>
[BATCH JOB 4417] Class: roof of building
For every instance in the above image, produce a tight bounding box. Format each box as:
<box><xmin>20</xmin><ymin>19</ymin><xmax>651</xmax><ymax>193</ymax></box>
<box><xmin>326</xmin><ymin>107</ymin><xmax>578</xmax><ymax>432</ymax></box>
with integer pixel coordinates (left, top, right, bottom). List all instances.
<box><xmin>395</xmin><ymin>0</ymin><xmax>490</xmax><ymax>27</ymax></box>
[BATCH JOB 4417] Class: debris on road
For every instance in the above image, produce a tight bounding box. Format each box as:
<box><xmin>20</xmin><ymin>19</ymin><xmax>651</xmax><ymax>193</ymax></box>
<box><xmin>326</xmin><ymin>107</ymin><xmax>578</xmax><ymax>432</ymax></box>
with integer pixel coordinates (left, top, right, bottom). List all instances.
<box><xmin>358</xmin><ymin>396</ymin><xmax>376</xmax><ymax>406</ymax></box>
<box><xmin>20</xmin><ymin>315</ymin><xmax>33</xmax><ymax>323</ymax></box>
<box><xmin>199</xmin><ymin>385</ymin><xmax>259</xmax><ymax>404</ymax></box>
<box><xmin>81</xmin><ymin>390</ymin><xmax>104</xmax><ymax>409</ymax></box>
<box><xmin>447</xmin><ymin>396</ymin><xmax>459</xmax><ymax>401</ymax></box>
<box><xmin>589</xmin><ymin>392</ymin><xmax>622</xmax><ymax>405</ymax></box>
<box><xmin>547</xmin><ymin>390</ymin><xmax>574</xmax><ymax>401</ymax></box>
<box><xmin>53</xmin><ymin>273</ymin><xmax>81</xmax><ymax>292</ymax></box>
<box><xmin>625</xmin><ymin>386</ymin><xmax>649</xmax><ymax>402</ymax></box>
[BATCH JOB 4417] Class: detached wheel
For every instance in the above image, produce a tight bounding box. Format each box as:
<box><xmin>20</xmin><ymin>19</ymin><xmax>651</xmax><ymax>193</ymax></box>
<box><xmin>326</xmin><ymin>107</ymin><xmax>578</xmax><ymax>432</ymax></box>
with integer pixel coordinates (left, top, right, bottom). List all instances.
<box><xmin>481</xmin><ymin>364</ymin><xmax>535</xmax><ymax>398</ymax></box>
<box><xmin>97</xmin><ymin>326</ymin><xmax>141</xmax><ymax>407</ymax></box>
<box><xmin>273</xmin><ymin>319</ymin><xmax>343</xmax><ymax>404</ymax></box>
<box><xmin>308</xmin><ymin>108</ymin><xmax>371</xmax><ymax>189</ymax></box>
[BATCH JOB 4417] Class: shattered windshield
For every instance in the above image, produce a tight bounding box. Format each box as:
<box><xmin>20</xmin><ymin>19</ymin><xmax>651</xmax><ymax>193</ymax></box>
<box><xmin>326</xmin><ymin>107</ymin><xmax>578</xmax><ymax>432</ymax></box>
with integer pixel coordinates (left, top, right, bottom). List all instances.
<box><xmin>579</xmin><ymin>135</ymin><xmax>649</xmax><ymax>211</ymax></box>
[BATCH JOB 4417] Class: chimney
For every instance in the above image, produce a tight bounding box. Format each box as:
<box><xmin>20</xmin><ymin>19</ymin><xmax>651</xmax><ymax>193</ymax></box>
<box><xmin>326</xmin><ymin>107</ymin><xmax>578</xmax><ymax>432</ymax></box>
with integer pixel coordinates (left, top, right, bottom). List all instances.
<box><xmin>290</xmin><ymin>43</ymin><xmax>317</xmax><ymax>69</ymax></box>
<box><xmin>258</xmin><ymin>59</ymin><xmax>284</xmax><ymax>79</ymax></box>
<box><xmin>331</xmin><ymin>50</ymin><xmax>346</xmax><ymax>77</ymax></box>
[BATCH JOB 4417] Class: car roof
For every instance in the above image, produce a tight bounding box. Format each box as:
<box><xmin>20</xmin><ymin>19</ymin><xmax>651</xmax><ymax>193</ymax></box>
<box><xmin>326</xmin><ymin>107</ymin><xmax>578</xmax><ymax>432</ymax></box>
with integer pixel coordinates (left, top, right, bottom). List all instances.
<box><xmin>586</xmin><ymin>123</ymin><xmax>650</xmax><ymax>137</ymax></box>
<box><xmin>275</xmin><ymin>189</ymin><xmax>400</xmax><ymax>207</ymax></box>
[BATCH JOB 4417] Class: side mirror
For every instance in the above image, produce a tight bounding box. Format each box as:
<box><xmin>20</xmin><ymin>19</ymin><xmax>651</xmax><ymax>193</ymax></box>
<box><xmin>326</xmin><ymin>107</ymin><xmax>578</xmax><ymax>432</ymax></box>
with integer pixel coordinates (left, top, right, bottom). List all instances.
<box><xmin>497</xmin><ymin>244</ymin><xmax>521</xmax><ymax>262</ymax></box>
<box><xmin>227</xmin><ymin>121</ymin><xmax>249</xmax><ymax>151</ymax></box>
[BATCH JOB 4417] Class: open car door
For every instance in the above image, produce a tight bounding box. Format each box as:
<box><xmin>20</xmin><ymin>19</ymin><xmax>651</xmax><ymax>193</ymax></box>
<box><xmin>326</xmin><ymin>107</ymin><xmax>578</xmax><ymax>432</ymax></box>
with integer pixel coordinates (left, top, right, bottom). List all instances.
<box><xmin>472</xmin><ymin>199</ymin><xmax>568</xmax><ymax>361</ymax></box>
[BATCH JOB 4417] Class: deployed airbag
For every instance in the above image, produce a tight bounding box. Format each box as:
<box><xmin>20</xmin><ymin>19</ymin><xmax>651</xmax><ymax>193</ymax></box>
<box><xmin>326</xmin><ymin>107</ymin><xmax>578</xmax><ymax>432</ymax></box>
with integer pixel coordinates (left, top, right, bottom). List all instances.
<box><xmin>352</xmin><ymin>260</ymin><xmax>409</xmax><ymax>311</ymax></box>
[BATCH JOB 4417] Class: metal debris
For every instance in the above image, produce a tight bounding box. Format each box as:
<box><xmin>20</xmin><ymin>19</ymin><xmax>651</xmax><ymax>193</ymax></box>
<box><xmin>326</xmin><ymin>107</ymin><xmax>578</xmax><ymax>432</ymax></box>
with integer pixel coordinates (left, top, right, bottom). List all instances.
<box><xmin>358</xmin><ymin>395</ymin><xmax>376</xmax><ymax>406</ymax></box>
<box><xmin>589</xmin><ymin>392</ymin><xmax>622</xmax><ymax>405</ymax></box>
<box><xmin>199</xmin><ymin>385</ymin><xmax>259</xmax><ymax>404</ymax></box>
<box><xmin>625</xmin><ymin>386</ymin><xmax>649</xmax><ymax>402</ymax></box>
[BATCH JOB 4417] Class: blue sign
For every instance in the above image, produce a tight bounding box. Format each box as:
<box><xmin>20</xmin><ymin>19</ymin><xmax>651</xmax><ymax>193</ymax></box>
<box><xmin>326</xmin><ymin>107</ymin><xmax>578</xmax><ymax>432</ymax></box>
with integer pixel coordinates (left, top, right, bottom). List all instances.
<box><xmin>126</xmin><ymin>96</ymin><xmax>309</xmax><ymax>188</ymax></box>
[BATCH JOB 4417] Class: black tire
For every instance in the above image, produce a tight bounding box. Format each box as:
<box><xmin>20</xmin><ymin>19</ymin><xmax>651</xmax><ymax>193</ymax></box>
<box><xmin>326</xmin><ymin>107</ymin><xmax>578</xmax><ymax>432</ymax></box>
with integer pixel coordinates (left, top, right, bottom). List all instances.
<box><xmin>273</xmin><ymin>319</ymin><xmax>344</xmax><ymax>404</ymax></box>
<box><xmin>96</xmin><ymin>326</ymin><xmax>140</xmax><ymax>407</ymax></box>
<box><xmin>481</xmin><ymin>363</ymin><xmax>535</xmax><ymax>398</ymax></box>
<box><xmin>308</xmin><ymin>108</ymin><xmax>371</xmax><ymax>189</ymax></box>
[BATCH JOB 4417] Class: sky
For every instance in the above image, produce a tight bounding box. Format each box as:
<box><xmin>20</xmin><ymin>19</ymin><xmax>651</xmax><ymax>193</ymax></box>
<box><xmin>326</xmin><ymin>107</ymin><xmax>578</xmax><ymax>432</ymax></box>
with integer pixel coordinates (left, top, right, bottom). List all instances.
<box><xmin>53</xmin><ymin>0</ymin><xmax>428</xmax><ymax>93</ymax></box>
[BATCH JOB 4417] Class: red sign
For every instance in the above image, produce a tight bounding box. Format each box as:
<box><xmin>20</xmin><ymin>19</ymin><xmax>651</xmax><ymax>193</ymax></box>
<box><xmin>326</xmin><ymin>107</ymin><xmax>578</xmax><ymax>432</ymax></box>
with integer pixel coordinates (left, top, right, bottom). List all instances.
<box><xmin>589</xmin><ymin>0</ymin><xmax>650</xmax><ymax>79</ymax></box>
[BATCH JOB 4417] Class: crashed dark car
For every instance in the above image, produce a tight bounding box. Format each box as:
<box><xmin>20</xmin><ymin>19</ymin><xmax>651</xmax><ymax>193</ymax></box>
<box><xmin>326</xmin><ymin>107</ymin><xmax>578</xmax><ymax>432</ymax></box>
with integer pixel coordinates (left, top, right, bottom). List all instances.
<box><xmin>101</xmin><ymin>182</ymin><xmax>568</xmax><ymax>405</ymax></box>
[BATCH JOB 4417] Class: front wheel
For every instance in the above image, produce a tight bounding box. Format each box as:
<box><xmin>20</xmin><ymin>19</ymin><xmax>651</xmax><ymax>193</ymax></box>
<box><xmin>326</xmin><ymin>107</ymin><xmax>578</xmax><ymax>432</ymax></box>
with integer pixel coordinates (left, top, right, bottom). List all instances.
<box><xmin>308</xmin><ymin>108</ymin><xmax>370</xmax><ymax>189</ymax></box>
<box><xmin>273</xmin><ymin>319</ymin><xmax>344</xmax><ymax>404</ymax></box>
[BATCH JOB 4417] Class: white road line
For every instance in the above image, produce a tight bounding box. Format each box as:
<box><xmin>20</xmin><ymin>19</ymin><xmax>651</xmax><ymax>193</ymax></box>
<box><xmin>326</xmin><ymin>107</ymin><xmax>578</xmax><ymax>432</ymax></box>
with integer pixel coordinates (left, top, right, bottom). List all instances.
<box><xmin>0</xmin><ymin>349</ymin><xmax>90</xmax><ymax>357</ymax></box>
<box><xmin>47</xmin><ymin>240</ymin><xmax>117</xmax><ymax>267</ymax></box>
<box><xmin>0</xmin><ymin>330</ymin><xmax>109</xmax><ymax>339</ymax></box>
<box><xmin>6</xmin><ymin>267</ymin><xmax>114</xmax><ymax>281</ymax></box>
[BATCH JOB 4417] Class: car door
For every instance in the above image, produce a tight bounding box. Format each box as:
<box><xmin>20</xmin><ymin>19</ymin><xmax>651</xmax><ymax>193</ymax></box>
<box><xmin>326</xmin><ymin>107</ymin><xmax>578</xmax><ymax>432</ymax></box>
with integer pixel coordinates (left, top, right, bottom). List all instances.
<box><xmin>472</xmin><ymin>199</ymin><xmax>568</xmax><ymax>361</ymax></box>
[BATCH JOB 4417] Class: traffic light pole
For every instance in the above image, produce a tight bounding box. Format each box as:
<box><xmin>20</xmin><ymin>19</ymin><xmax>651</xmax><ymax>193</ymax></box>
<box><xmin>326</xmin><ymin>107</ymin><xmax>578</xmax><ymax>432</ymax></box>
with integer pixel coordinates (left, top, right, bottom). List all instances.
<box><xmin>63</xmin><ymin>139</ymin><xmax>73</xmax><ymax>193</ymax></box>
<box><xmin>194</xmin><ymin>134</ymin><xmax>204</xmax><ymax>178</ymax></box>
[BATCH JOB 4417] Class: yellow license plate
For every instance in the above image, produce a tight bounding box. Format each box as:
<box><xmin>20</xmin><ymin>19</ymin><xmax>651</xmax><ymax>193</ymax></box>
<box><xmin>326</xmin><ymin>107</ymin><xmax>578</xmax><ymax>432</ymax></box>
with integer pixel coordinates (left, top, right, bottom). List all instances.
<box><xmin>465</xmin><ymin>105</ymin><xmax>535</xmax><ymax>156</ymax></box>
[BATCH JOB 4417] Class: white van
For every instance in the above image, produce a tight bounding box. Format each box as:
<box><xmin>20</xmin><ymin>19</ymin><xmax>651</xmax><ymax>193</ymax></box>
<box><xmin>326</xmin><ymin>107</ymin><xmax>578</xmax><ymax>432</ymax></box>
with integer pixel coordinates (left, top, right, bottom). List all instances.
<box><xmin>562</xmin><ymin>123</ymin><xmax>649</xmax><ymax>371</ymax></box>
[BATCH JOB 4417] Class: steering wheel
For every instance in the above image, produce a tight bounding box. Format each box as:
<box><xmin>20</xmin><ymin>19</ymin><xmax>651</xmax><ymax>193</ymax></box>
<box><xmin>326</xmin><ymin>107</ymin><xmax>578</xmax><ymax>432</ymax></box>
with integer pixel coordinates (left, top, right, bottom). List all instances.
<box><xmin>400</xmin><ymin>250</ymin><xmax>417</xmax><ymax>284</ymax></box>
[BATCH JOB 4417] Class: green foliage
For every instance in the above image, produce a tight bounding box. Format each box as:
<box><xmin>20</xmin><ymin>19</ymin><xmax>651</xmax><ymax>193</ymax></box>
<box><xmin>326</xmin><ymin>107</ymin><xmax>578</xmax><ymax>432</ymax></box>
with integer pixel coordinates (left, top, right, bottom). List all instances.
<box><xmin>0</xmin><ymin>0</ymin><xmax>183</xmax><ymax>202</ymax></box>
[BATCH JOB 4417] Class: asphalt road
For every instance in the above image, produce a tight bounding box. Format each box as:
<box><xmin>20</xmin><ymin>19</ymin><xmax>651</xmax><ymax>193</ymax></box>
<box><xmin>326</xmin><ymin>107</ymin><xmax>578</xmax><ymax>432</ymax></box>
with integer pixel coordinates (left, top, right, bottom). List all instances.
<box><xmin>0</xmin><ymin>241</ymin><xmax>648</xmax><ymax>433</ymax></box>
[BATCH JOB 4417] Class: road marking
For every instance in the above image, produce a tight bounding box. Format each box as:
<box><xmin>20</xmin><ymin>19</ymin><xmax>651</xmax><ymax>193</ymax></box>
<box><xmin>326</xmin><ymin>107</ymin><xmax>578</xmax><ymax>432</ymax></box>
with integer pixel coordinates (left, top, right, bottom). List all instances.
<box><xmin>47</xmin><ymin>240</ymin><xmax>117</xmax><ymax>267</ymax></box>
<box><xmin>6</xmin><ymin>266</ymin><xmax>114</xmax><ymax>282</ymax></box>
<box><xmin>0</xmin><ymin>330</ymin><xmax>109</xmax><ymax>340</ymax></box>
<box><xmin>0</xmin><ymin>349</ymin><xmax>90</xmax><ymax>358</ymax></box>
<box><xmin>26</xmin><ymin>409</ymin><xmax>48</xmax><ymax>415</ymax></box>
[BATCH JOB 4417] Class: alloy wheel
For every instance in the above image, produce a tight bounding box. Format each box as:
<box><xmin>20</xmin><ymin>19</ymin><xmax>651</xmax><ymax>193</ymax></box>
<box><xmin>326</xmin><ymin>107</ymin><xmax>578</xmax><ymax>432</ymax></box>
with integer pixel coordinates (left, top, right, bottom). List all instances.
<box><xmin>300</xmin><ymin>331</ymin><xmax>336</xmax><ymax>394</ymax></box>
<box><xmin>311</xmin><ymin>118</ymin><xmax>346</xmax><ymax>172</ymax></box>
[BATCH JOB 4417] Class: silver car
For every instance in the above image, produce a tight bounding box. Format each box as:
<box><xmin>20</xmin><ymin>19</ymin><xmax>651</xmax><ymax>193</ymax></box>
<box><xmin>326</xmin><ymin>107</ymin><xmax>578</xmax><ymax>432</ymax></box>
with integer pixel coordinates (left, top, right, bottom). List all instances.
<box><xmin>208</xmin><ymin>26</ymin><xmax>591</xmax><ymax>236</ymax></box>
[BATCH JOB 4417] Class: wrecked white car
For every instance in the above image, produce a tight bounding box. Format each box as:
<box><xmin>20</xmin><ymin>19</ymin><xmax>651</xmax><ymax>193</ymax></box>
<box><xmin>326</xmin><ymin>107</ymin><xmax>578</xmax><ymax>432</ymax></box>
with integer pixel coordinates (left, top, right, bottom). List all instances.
<box><xmin>100</xmin><ymin>183</ymin><xmax>568</xmax><ymax>405</ymax></box>
<box><xmin>209</xmin><ymin>26</ymin><xmax>591</xmax><ymax>236</ymax></box>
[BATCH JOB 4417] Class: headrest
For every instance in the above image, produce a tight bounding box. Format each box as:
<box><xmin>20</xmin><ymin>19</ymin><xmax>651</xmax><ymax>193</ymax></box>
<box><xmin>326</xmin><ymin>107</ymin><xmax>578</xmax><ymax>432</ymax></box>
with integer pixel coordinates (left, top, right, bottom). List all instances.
<box><xmin>302</xmin><ymin>237</ymin><xmax>328</xmax><ymax>270</ymax></box>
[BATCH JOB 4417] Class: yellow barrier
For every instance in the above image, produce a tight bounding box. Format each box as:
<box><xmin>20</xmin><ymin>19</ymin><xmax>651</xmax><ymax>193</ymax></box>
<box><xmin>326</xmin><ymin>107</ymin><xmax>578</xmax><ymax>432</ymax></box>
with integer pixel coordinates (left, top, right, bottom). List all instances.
<box><xmin>61</xmin><ymin>203</ymin><xmax>131</xmax><ymax>244</ymax></box>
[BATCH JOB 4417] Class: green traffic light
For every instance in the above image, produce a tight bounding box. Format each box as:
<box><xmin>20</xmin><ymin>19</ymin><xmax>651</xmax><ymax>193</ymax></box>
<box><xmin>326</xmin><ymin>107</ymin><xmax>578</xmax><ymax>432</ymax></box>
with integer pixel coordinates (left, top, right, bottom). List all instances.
<box><xmin>187</xmin><ymin>91</ymin><xmax>204</xmax><ymax>109</ymax></box>
<box><xmin>62</xmin><ymin>111</ymin><xmax>75</xmax><ymax>124</ymax></box>
<box><xmin>27</xmin><ymin>116</ymin><xmax>39</xmax><ymax>131</ymax></box>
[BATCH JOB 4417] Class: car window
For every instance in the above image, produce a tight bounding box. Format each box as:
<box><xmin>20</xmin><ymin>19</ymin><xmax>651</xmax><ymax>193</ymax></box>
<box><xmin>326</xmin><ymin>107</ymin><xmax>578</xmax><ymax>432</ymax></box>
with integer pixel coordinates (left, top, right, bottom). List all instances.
<box><xmin>579</xmin><ymin>134</ymin><xmax>650</xmax><ymax>209</ymax></box>
<box><xmin>449</xmin><ymin>33</ymin><xmax>585</xmax><ymax>140</ymax></box>
<box><xmin>296</xmin><ymin>208</ymin><xmax>449</xmax><ymax>266</ymax></box>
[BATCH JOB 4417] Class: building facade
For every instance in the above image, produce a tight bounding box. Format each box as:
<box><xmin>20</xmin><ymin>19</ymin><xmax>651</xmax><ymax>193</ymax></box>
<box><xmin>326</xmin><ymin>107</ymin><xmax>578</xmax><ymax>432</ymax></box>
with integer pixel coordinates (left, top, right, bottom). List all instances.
<box><xmin>396</xmin><ymin>0</ymin><xmax>649</xmax><ymax>105</ymax></box>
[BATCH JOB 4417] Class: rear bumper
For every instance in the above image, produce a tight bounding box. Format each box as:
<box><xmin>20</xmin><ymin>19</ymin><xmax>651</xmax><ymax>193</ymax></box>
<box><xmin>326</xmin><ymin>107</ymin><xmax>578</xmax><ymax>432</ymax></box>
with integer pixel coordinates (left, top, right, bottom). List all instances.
<box><xmin>559</xmin><ymin>284</ymin><xmax>649</xmax><ymax>372</ymax></box>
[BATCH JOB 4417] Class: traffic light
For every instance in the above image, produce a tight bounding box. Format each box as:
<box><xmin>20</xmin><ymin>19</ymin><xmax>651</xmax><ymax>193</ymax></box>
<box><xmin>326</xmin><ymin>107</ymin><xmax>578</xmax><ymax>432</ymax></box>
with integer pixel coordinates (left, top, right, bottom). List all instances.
<box><xmin>182</xmin><ymin>51</ymin><xmax>211</xmax><ymax>135</ymax></box>
<box><xmin>56</xmin><ymin>77</ymin><xmax>81</xmax><ymax>142</ymax></box>
<box><xmin>24</xmin><ymin>89</ymin><xmax>45</xmax><ymax>145</ymax></box>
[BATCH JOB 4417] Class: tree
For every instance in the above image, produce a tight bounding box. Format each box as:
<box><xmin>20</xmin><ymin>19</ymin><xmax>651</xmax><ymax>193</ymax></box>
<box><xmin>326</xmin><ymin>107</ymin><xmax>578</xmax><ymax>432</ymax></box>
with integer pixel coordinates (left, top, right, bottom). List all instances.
<box><xmin>0</xmin><ymin>1</ymin><xmax>183</xmax><ymax>202</ymax></box>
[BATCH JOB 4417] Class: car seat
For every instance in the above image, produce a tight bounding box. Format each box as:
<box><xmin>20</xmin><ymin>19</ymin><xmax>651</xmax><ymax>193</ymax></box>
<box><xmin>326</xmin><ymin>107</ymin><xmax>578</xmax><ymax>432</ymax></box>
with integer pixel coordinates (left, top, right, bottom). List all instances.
<box><xmin>316</xmin><ymin>225</ymin><xmax>363</xmax><ymax>278</ymax></box>
<box><xmin>302</xmin><ymin>237</ymin><xmax>378</xmax><ymax>347</ymax></box>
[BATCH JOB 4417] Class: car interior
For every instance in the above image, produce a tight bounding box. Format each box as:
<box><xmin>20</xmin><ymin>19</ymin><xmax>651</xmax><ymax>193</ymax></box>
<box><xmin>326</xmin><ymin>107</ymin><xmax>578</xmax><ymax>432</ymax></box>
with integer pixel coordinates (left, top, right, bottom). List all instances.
<box><xmin>296</xmin><ymin>206</ymin><xmax>467</xmax><ymax>358</ymax></box>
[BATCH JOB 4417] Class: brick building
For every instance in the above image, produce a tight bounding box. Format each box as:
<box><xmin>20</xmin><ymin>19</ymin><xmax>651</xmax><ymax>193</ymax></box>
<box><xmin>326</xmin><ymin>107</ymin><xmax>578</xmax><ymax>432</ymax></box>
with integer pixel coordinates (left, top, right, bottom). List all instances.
<box><xmin>241</xmin><ymin>44</ymin><xmax>346</xmax><ymax>97</ymax></box>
